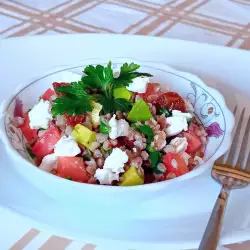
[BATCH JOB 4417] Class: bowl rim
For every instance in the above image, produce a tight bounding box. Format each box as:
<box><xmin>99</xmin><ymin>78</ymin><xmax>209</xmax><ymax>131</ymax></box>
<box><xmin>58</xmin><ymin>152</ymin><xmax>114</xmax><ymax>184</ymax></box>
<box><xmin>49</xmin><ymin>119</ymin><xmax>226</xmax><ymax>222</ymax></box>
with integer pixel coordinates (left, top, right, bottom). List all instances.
<box><xmin>0</xmin><ymin>57</ymin><xmax>235</xmax><ymax>191</ymax></box>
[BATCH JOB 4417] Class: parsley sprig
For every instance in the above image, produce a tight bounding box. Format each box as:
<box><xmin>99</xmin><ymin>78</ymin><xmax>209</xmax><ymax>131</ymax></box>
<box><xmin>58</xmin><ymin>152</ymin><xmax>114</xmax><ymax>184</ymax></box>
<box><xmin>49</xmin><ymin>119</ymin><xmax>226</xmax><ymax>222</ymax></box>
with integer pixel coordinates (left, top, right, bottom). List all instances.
<box><xmin>82</xmin><ymin>61</ymin><xmax>142</xmax><ymax>114</ymax></box>
<box><xmin>52</xmin><ymin>61</ymin><xmax>152</xmax><ymax>116</ymax></box>
<box><xmin>52</xmin><ymin>81</ymin><xmax>93</xmax><ymax>116</ymax></box>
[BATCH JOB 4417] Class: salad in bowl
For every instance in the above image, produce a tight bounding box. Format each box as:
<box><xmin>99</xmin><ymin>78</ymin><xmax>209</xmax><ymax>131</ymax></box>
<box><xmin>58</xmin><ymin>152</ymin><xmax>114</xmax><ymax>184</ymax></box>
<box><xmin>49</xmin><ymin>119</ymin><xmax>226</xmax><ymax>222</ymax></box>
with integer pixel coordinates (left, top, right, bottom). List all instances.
<box><xmin>1</xmin><ymin>59</ymin><xmax>234</xmax><ymax>204</ymax></box>
<box><xmin>8</xmin><ymin>62</ymin><xmax>208</xmax><ymax>186</ymax></box>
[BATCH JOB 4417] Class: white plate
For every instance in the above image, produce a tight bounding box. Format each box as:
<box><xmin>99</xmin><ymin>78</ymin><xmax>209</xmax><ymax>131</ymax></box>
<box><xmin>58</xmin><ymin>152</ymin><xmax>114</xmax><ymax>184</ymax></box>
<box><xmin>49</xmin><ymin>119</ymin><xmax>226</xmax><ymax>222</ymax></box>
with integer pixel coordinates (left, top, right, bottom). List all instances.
<box><xmin>0</xmin><ymin>34</ymin><xmax>250</xmax><ymax>250</ymax></box>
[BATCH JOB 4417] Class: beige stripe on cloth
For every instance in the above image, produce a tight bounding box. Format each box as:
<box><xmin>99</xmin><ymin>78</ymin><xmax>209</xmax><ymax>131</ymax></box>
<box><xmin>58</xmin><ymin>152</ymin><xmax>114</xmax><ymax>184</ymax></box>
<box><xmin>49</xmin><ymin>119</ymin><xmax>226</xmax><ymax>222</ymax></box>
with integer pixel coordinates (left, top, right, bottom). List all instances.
<box><xmin>9</xmin><ymin>229</ymin><xmax>40</xmax><ymax>250</ymax></box>
<box><xmin>81</xmin><ymin>243</ymin><xmax>97</xmax><ymax>250</ymax></box>
<box><xmin>39</xmin><ymin>235</ymin><xmax>72</xmax><ymax>249</ymax></box>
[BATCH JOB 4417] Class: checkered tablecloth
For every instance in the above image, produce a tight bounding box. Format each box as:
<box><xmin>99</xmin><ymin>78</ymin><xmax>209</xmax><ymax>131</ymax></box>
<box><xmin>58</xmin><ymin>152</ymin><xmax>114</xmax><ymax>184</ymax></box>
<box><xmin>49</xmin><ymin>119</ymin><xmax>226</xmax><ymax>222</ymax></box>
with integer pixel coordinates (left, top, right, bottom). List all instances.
<box><xmin>1</xmin><ymin>0</ymin><xmax>250</xmax><ymax>249</ymax></box>
<box><xmin>0</xmin><ymin>0</ymin><xmax>250</xmax><ymax>49</ymax></box>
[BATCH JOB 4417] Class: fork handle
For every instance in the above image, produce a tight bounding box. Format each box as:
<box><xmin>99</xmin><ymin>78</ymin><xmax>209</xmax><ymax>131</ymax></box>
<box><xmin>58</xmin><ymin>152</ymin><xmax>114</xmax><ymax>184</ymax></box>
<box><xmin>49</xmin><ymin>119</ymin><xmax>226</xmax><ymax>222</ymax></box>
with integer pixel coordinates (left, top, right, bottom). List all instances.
<box><xmin>198</xmin><ymin>185</ymin><xmax>231</xmax><ymax>250</ymax></box>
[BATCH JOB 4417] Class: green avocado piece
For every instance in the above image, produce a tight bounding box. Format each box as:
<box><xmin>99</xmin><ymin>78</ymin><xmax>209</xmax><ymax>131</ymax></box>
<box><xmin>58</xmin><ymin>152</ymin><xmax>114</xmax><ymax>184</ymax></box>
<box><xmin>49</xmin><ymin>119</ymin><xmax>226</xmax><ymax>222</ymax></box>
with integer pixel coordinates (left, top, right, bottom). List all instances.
<box><xmin>127</xmin><ymin>99</ymin><xmax>152</xmax><ymax>122</ymax></box>
<box><xmin>113</xmin><ymin>87</ymin><xmax>133</xmax><ymax>101</ymax></box>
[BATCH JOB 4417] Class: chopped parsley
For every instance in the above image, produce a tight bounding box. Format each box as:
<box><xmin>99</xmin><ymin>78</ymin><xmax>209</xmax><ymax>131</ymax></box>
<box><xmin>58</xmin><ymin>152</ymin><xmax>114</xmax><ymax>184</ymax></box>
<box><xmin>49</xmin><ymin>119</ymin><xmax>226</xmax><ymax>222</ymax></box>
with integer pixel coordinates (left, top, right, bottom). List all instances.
<box><xmin>159</xmin><ymin>107</ymin><xmax>171</xmax><ymax>117</ymax></box>
<box><xmin>38</xmin><ymin>128</ymin><xmax>46</xmax><ymax>131</ymax></box>
<box><xmin>100</xmin><ymin>121</ymin><xmax>111</xmax><ymax>134</ymax></box>
<box><xmin>134</xmin><ymin>124</ymin><xmax>154</xmax><ymax>144</ymax></box>
<box><xmin>65</xmin><ymin>176</ymin><xmax>72</xmax><ymax>180</ymax></box>
<box><xmin>148</xmin><ymin>150</ymin><xmax>161</xmax><ymax>169</ymax></box>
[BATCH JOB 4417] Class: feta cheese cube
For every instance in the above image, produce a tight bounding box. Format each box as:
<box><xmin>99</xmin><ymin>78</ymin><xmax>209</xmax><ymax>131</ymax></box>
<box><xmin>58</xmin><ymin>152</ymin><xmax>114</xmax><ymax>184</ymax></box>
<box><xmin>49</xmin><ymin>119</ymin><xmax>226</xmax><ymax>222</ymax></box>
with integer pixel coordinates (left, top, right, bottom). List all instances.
<box><xmin>94</xmin><ymin>168</ymin><xmax>119</xmax><ymax>185</ymax></box>
<box><xmin>29</xmin><ymin>100</ymin><xmax>52</xmax><ymax>129</ymax></box>
<box><xmin>103</xmin><ymin>148</ymin><xmax>128</xmax><ymax>174</ymax></box>
<box><xmin>109</xmin><ymin>115</ymin><xmax>129</xmax><ymax>139</ymax></box>
<box><xmin>126</xmin><ymin>77</ymin><xmax>149</xmax><ymax>93</ymax></box>
<box><xmin>165</xmin><ymin>116</ymin><xmax>188</xmax><ymax>137</ymax></box>
<box><xmin>165</xmin><ymin>110</ymin><xmax>193</xmax><ymax>137</ymax></box>
<box><xmin>39</xmin><ymin>153</ymin><xmax>58</xmax><ymax>172</ymax></box>
<box><xmin>54</xmin><ymin>135</ymin><xmax>81</xmax><ymax>156</ymax></box>
<box><xmin>172</xmin><ymin>110</ymin><xmax>192</xmax><ymax>120</ymax></box>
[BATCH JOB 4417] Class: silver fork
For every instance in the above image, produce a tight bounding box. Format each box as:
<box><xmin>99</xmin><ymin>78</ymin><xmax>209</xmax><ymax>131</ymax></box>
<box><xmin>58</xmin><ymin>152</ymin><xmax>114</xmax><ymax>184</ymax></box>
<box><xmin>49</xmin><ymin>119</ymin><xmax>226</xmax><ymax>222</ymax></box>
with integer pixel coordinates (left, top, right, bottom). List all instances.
<box><xmin>198</xmin><ymin>106</ymin><xmax>250</xmax><ymax>250</ymax></box>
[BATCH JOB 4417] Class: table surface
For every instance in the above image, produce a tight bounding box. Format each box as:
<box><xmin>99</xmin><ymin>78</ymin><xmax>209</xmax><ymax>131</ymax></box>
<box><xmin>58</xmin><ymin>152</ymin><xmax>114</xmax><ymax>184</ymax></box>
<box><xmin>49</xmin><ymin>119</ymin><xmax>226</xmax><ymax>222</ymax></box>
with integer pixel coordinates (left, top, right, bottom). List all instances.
<box><xmin>1</xmin><ymin>0</ymin><xmax>250</xmax><ymax>249</ymax></box>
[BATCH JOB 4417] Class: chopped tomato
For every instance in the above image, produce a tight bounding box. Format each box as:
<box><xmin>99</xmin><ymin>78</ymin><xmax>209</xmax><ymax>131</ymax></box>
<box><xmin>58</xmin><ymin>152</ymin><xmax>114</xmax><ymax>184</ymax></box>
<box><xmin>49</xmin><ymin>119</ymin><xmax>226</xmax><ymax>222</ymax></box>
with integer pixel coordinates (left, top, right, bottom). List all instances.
<box><xmin>139</xmin><ymin>83</ymin><xmax>164</xmax><ymax>103</ymax></box>
<box><xmin>163</xmin><ymin>152</ymin><xmax>189</xmax><ymax>177</ymax></box>
<box><xmin>57</xmin><ymin>156</ymin><xmax>90</xmax><ymax>182</ymax></box>
<box><xmin>153</xmin><ymin>92</ymin><xmax>186</xmax><ymax>112</ymax></box>
<box><xmin>32</xmin><ymin>125</ymin><xmax>61</xmax><ymax>158</ymax></box>
<box><xmin>19</xmin><ymin>112</ymin><xmax>38</xmax><ymax>144</ymax></box>
<box><xmin>65</xmin><ymin>114</ymin><xmax>85</xmax><ymax>127</ymax></box>
<box><xmin>41</xmin><ymin>88</ymin><xmax>55</xmax><ymax>101</ymax></box>
<box><xmin>52</xmin><ymin>82</ymin><xmax>69</xmax><ymax>96</ymax></box>
<box><xmin>183</xmin><ymin>131</ymin><xmax>202</xmax><ymax>154</ymax></box>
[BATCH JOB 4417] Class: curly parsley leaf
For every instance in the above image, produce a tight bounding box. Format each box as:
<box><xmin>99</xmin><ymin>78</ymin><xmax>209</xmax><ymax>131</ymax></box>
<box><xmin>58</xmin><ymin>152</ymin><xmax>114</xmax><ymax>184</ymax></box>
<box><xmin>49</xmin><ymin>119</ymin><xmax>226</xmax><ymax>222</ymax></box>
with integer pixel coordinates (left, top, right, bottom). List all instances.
<box><xmin>52</xmin><ymin>81</ymin><xmax>93</xmax><ymax>116</ymax></box>
<box><xmin>82</xmin><ymin>61</ymin><xmax>114</xmax><ymax>90</ymax></box>
<box><xmin>52</xmin><ymin>95</ymin><xmax>93</xmax><ymax>116</ymax></box>
<box><xmin>55</xmin><ymin>81</ymin><xmax>85</xmax><ymax>97</ymax></box>
<box><xmin>98</xmin><ymin>95</ymin><xmax>132</xmax><ymax>114</ymax></box>
<box><xmin>98</xmin><ymin>95</ymin><xmax>114</xmax><ymax>114</ymax></box>
<box><xmin>134</xmin><ymin>125</ymin><xmax>154</xmax><ymax>143</ymax></box>
<box><xmin>113</xmin><ymin>98</ymin><xmax>132</xmax><ymax>112</ymax></box>
<box><xmin>100</xmin><ymin>121</ymin><xmax>111</xmax><ymax>134</ymax></box>
<box><xmin>113</xmin><ymin>62</ymin><xmax>140</xmax><ymax>87</ymax></box>
<box><xmin>120</xmin><ymin>62</ymin><xmax>140</xmax><ymax>74</ymax></box>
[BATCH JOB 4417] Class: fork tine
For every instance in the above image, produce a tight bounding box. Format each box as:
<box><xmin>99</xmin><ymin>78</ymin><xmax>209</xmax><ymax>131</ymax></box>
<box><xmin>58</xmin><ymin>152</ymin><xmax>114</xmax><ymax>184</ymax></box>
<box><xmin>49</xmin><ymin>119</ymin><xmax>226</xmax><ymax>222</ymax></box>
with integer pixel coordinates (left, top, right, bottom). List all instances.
<box><xmin>233</xmin><ymin>105</ymin><xmax>238</xmax><ymax>116</ymax></box>
<box><xmin>226</xmin><ymin>107</ymin><xmax>245</xmax><ymax>166</ymax></box>
<box><xmin>216</xmin><ymin>106</ymin><xmax>238</xmax><ymax>165</ymax></box>
<box><xmin>237</xmin><ymin>114</ymin><xmax>250</xmax><ymax>169</ymax></box>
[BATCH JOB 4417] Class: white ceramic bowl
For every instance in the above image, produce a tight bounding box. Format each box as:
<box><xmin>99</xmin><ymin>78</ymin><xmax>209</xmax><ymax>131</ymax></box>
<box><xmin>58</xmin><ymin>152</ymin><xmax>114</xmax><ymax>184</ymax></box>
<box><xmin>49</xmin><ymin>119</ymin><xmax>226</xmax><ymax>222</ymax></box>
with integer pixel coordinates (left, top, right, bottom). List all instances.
<box><xmin>0</xmin><ymin>58</ymin><xmax>234</xmax><ymax>206</ymax></box>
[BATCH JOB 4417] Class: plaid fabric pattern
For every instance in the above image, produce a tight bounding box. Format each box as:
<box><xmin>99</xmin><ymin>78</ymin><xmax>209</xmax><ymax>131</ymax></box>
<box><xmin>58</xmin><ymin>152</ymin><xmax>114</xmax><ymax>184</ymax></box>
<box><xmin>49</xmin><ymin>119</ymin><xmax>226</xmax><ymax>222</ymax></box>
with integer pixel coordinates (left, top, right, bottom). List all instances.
<box><xmin>0</xmin><ymin>0</ymin><xmax>250</xmax><ymax>49</ymax></box>
<box><xmin>1</xmin><ymin>0</ymin><xmax>250</xmax><ymax>249</ymax></box>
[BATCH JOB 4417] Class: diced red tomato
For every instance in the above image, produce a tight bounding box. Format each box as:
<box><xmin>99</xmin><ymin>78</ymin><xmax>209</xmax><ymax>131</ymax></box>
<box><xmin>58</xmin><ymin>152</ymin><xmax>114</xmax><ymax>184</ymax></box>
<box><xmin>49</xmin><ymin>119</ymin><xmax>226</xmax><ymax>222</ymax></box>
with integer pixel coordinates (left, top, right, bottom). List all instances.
<box><xmin>41</xmin><ymin>88</ymin><xmax>55</xmax><ymax>101</ymax></box>
<box><xmin>163</xmin><ymin>152</ymin><xmax>189</xmax><ymax>177</ymax></box>
<box><xmin>65</xmin><ymin>114</ymin><xmax>85</xmax><ymax>127</ymax></box>
<box><xmin>139</xmin><ymin>83</ymin><xmax>164</xmax><ymax>103</ymax></box>
<box><xmin>19</xmin><ymin>112</ymin><xmax>38</xmax><ymax>144</ymax></box>
<box><xmin>32</xmin><ymin>125</ymin><xmax>61</xmax><ymax>158</ymax></box>
<box><xmin>183</xmin><ymin>131</ymin><xmax>202</xmax><ymax>154</ymax></box>
<box><xmin>153</xmin><ymin>92</ymin><xmax>186</xmax><ymax>112</ymax></box>
<box><xmin>52</xmin><ymin>82</ymin><xmax>69</xmax><ymax>96</ymax></box>
<box><xmin>57</xmin><ymin>156</ymin><xmax>90</xmax><ymax>182</ymax></box>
